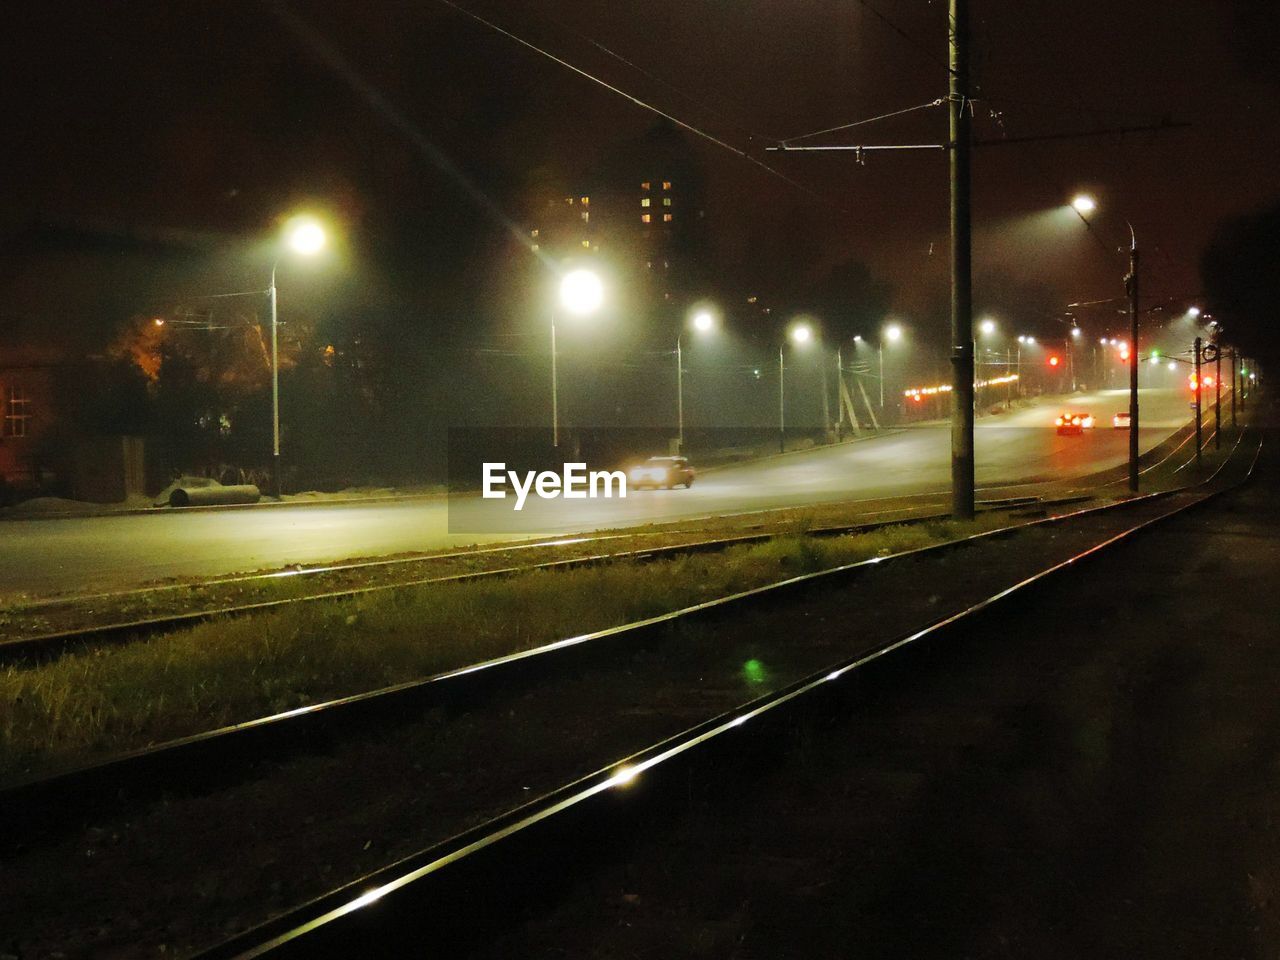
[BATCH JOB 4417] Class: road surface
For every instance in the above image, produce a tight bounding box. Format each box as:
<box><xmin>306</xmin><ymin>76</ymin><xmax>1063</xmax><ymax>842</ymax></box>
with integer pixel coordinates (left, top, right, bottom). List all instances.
<box><xmin>1</xmin><ymin>389</ymin><xmax>1197</xmax><ymax>597</ymax></box>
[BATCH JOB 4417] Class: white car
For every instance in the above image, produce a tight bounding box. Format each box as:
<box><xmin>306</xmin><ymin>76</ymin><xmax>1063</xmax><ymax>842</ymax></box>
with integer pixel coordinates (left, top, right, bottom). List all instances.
<box><xmin>628</xmin><ymin>456</ymin><xmax>695</xmax><ymax>489</ymax></box>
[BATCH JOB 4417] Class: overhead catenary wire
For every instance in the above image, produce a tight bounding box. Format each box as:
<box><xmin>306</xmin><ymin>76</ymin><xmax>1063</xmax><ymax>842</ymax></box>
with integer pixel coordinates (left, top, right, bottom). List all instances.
<box><xmin>854</xmin><ymin>0</ymin><xmax>953</xmax><ymax>75</ymax></box>
<box><xmin>780</xmin><ymin>99</ymin><xmax>945</xmax><ymax>146</ymax></box>
<box><xmin>432</xmin><ymin>0</ymin><xmax>831</xmax><ymax>205</ymax></box>
<box><xmin>512</xmin><ymin>4</ymin><xmax>786</xmax><ymax>145</ymax></box>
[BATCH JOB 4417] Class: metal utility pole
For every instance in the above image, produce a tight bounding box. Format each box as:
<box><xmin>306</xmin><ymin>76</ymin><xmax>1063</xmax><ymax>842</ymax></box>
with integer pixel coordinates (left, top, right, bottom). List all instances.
<box><xmin>1215</xmin><ymin>347</ymin><xmax>1222</xmax><ymax>450</ymax></box>
<box><xmin>1194</xmin><ymin>336</ymin><xmax>1203</xmax><ymax>470</ymax></box>
<box><xmin>878</xmin><ymin>341</ymin><xmax>885</xmax><ymax>409</ymax></box>
<box><xmin>1231</xmin><ymin>350</ymin><xmax>1238</xmax><ymax>428</ymax></box>
<box><xmin>778</xmin><ymin>346</ymin><xmax>786</xmax><ymax>454</ymax></box>
<box><xmin>1125</xmin><ymin>231</ymin><xmax>1139</xmax><ymax>492</ymax></box>
<box><xmin>835</xmin><ymin>346</ymin><xmax>843</xmax><ymax>440</ymax></box>
<box><xmin>551</xmin><ymin>319</ymin><xmax>560</xmax><ymax>447</ymax></box>
<box><xmin>268</xmin><ymin>269</ymin><xmax>282</xmax><ymax>500</ymax></box>
<box><xmin>676</xmin><ymin>336</ymin><xmax>684</xmax><ymax>451</ymax></box>
<box><xmin>949</xmin><ymin>0</ymin><xmax>975</xmax><ymax>519</ymax></box>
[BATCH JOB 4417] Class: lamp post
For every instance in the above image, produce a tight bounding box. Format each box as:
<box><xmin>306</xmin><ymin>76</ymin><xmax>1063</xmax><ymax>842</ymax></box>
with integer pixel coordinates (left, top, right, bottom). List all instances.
<box><xmin>678</xmin><ymin>309</ymin><xmax>717</xmax><ymax>451</ymax></box>
<box><xmin>1125</xmin><ymin>223</ymin><xmax>1140</xmax><ymax>491</ymax></box>
<box><xmin>779</xmin><ymin>321</ymin><xmax>813</xmax><ymax>453</ymax></box>
<box><xmin>880</xmin><ymin>323</ymin><xmax>902</xmax><ymax>409</ymax></box>
<box><xmin>1072</xmin><ymin>194</ymin><xmax>1139</xmax><ymax>491</ymax></box>
<box><xmin>268</xmin><ymin>215</ymin><xmax>327</xmax><ymax>500</ymax></box>
<box><xmin>552</xmin><ymin>268</ymin><xmax>604</xmax><ymax>447</ymax></box>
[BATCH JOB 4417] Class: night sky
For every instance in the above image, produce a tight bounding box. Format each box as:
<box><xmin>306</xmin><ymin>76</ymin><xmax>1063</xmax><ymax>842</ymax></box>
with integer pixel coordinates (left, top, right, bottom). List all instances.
<box><xmin>3</xmin><ymin>1</ymin><xmax>1279</xmax><ymax>338</ymax></box>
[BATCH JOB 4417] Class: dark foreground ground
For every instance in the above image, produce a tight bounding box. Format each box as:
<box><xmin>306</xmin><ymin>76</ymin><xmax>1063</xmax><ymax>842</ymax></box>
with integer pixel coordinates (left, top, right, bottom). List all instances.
<box><xmin>480</xmin><ymin>422</ymin><xmax>1280</xmax><ymax>959</ymax></box>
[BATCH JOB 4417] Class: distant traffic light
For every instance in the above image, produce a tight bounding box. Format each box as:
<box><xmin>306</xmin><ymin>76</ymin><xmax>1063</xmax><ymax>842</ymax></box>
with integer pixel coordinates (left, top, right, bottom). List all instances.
<box><xmin>1048</xmin><ymin>355</ymin><xmax>1060</xmax><ymax>367</ymax></box>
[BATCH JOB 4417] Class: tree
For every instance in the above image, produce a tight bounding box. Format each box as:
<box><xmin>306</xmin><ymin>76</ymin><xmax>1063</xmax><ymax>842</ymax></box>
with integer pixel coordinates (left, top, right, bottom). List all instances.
<box><xmin>1202</xmin><ymin>199</ymin><xmax>1280</xmax><ymax>368</ymax></box>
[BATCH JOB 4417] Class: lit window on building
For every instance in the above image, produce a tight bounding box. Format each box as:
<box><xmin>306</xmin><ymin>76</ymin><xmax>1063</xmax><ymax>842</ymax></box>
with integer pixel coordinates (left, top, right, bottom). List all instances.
<box><xmin>747</xmin><ymin>296</ymin><xmax>758</xmax><ymax>304</ymax></box>
<box><xmin>565</xmin><ymin>197</ymin><xmax>575</xmax><ymax>205</ymax></box>
<box><xmin>641</xmin><ymin>213</ymin><xmax>652</xmax><ymax>224</ymax></box>
<box><xmin>531</xmin><ymin>244</ymin><xmax>540</xmax><ymax>252</ymax></box>
<box><xmin>530</xmin><ymin>228</ymin><xmax>539</xmax><ymax>238</ymax></box>
<box><xmin>580</xmin><ymin>196</ymin><xmax>589</xmax><ymax>205</ymax></box>
<box><xmin>663</xmin><ymin>213</ymin><xmax>673</xmax><ymax>222</ymax></box>
<box><xmin>646</xmin><ymin>261</ymin><xmax>652</xmax><ymax>269</ymax></box>
<box><xmin>663</xmin><ymin>198</ymin><xmax>672</xmax><ymax>207</ymax></box>
<box><xmin>662</xmin><ymin>181</ymin><xmax>672</xmax><ymax>190</ymax></box>
<box><xmin>581</xmin><ymin>239</ymin><xmax>590</xmax><ymax>248</ymax></box>
<box><xmin>641</xmin><ymin>198</ymin><xmax>650</xmax><ymax>208</ymax></box>
<box><xmin>641</xmin><ymin>181</ymin><xmax>651</xmax><ymax>190</ymax></box>
<box><xmin>3</xmin><ymin>385</ymin><xmax>31</xmax><ymax>438</ymax></box>
<box><xmin>581</xmin><ymin>211</ymin><xmax>589</xmax><ymax>222</ymax></box>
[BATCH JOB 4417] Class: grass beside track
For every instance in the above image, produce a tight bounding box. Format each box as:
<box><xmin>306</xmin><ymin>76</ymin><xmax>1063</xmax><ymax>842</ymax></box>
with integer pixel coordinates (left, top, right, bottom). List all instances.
<box><xmin>0</xmin><ymin>518</ymin><xmax>1012</xmax><ymax>784</ymax></box>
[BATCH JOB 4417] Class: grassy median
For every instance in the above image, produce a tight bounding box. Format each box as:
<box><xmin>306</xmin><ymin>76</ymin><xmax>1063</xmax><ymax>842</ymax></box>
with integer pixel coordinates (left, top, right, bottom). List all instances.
<box><xmin>0</xmin><ymin>517</ymin><xmax>1018</xmax><ymax>783</ymax></box>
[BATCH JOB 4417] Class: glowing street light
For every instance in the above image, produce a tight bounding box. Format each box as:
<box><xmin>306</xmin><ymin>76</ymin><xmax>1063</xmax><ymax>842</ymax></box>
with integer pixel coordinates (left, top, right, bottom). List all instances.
<box><xmin>879</xmin><ymin>323</ymin><xmax>904</xmax><ymax>409</ymax></box>
<box><xmin>1069</xmin><ymin>190</ymin><xmax>1140</xmax><ymax>490</ymax></box>
<box><xmin>268</xmin><ymin>214</ymin><xmax>328</xmax><ymax>499</ymax></box>
<box><xmin>979</xmin><ymin>318</ymin><xmax>997</xmax><ymax>336</ymax></box>
<box><xmin>283</xmin><ymin>215</ymin><xmax>327</xmax><ymax>256</ymax></box>
<box><xmin>551</xmin><ymin>267</ymin><xmax>604</xmax><ymax>447</ymax></box>
<box><xmin>559</xmin><ymin>268</ymin><xmax>604</xmax><ymax>316</ymax></box>
<box><xmin>1188</xmin><ymin>306</ymin><xmax>1202</xmax><ymax>318</ymax></box>
<box><xmin>1071</xmin><ymin>194</ymin><xmax>1097</xmax><ymax>215</ymax></box>
<box><xmin>779</xmin><ymin>320</ymin><xmax>816</xmax><ymax>452</ymax></box>
<box><xmin>677</xmin><ymin>306</ymin><xmax>718</xmax><ymax>450</ymax></box>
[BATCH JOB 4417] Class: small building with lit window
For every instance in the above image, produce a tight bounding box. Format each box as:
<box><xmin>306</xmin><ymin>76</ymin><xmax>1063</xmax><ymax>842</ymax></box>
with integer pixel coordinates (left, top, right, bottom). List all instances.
<box><xmin>0</xmin><ymin>342</ymin><xmax>58</xmax><ymax>487</ymax></box>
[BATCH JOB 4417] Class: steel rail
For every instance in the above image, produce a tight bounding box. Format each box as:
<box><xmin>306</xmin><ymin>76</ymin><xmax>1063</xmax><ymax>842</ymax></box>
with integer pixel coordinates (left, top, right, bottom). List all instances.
<box><xmin>11</xmin><ymin>410</ymin><xmax>1204</xmax><ymax>617</ymax></box>
<box><xmin>0</xmin><ymin>429</ymin><xmax>1251</xmax><ymax>843</ymax></box>
<box><xmin>0</xmin><ymin>496</ymin><xmax>1084</xmax><ymax>665</ymax></box>
<box><xmin>196</xmin><ymin>428</ymin><xmax>1264</xmax><ymax>960</ymax></box>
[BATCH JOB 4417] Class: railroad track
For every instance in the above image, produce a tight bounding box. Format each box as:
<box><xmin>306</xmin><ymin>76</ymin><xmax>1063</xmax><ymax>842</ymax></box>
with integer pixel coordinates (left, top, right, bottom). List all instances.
<box><xmin>0</xmin><ymin>426</ymin><xmax>1250</xmax><ymax>845</ymax></box>
<box><xmin>0</xmin><ymin>495</ymin><xmax>1074</xmax><ymax>664</ymax></box>
<box><xmin>2</xmin><ymin>410</ymin><xmax>1214</xmax><ymax>665</ymax></box>
<box><xmin>185</xmin><ymin>426</ymin><xmax>1262</xmax><ymax>960</ymax></box>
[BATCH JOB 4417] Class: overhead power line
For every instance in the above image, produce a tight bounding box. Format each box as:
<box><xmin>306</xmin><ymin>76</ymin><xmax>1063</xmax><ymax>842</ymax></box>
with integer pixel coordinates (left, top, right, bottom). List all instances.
<box><xmin>781</xmin><ymin>99</ymin><xmax>945</xmax><ymax>145</ymax></box>
<box><xmin>854</xmin><ymin>0</ymin><xmax>952</xmax><ymax>75</ymax></box>
<box><xmin>433</xmin><ymin>0</ymin><xmax>829</xmax><ymax>204</ymax></box>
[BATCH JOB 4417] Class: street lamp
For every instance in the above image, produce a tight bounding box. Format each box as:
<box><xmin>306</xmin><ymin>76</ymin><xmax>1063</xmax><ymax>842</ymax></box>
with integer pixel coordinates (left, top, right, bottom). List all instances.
<box><xmin>779</xmin><ymin>320</ymin><xmax>814</xmax><ymax>453</ymax></box>
<box><xmin>979</xmin><ymin>318</ymin><xmax>996</xmax><ymax>336</ymax></box>
<box><xmin>880</xmin><ymin>323</ymin><xmax>903</xmax><ymax>409</ymax></box>
<box><xmin>677</xmin><ymin>307</ymin><xmax>717</xmax><ymax>450</ymax></box>
<box><xmin>552</xmin><ymin>267</ymin><xmax>604</xmax><ymax>447</ymax></box>
<box><xmin>269</xmin><ymin>214</ymin><xmax>327</xmax><ymax>499</ymax></box>
<box><xmin>1070</xmin><ymin>193</ymin><xmax>1140</xmax><ymax>491</ymax></box>
<box><xmin>1070</xmin><ymin>194</ymin><xmax>1097</xmax><ymax>215</ymax></box>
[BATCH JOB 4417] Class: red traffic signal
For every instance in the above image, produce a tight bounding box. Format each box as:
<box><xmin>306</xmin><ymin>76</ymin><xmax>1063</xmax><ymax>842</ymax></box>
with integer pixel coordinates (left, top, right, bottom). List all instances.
<box><xmin>1048</xmin><ymin>355</ymin><xmax>1060</xmax><ymax>367</ymax></box>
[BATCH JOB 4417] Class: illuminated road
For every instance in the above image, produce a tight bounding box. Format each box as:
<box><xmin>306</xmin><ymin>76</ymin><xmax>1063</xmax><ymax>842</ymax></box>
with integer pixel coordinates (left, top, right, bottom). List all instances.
<box><xmin>1</xmin><ymin>389</ymin><xmax>1200</xmax><ymax>597</ymax></box>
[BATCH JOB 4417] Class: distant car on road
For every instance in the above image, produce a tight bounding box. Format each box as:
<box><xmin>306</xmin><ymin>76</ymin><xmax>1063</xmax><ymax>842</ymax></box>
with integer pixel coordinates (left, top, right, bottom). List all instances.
<box><xmin>1055</xmin><ymin>412</ymin><xmax>1092</xmax><ymax>435</ymax></box>
<box><xmin>628</xmin><ymin>455</ymin><xmax>695</xmax><ymax>490</ymax></box>
<box><xmin>1113</xmin><ymin>411</ymin><xmax>1131</xmax><ymax>429</ymax></box>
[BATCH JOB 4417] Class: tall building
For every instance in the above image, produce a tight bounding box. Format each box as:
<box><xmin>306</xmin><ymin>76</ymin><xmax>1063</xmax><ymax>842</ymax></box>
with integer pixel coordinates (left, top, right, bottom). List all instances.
<box><xmin>521</xmin><ymin>120</ymin><xmax>708</xmax><ymax>328</ymax></box>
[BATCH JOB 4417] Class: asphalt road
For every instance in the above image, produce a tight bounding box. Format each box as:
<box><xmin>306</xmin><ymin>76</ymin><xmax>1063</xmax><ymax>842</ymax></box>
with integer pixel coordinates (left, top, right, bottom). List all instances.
<box><xmin>1</xmin><ymin>389</ymin><xmax>1195</xmax><ymax>597</ymax></box>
